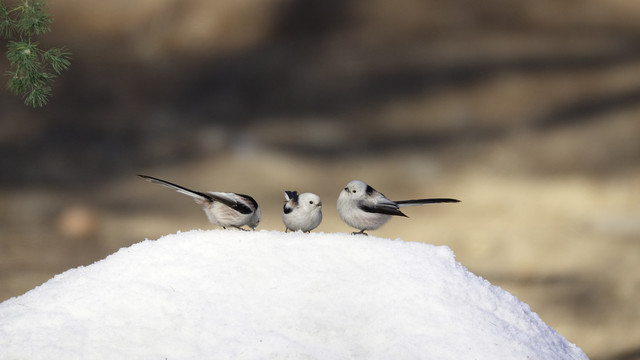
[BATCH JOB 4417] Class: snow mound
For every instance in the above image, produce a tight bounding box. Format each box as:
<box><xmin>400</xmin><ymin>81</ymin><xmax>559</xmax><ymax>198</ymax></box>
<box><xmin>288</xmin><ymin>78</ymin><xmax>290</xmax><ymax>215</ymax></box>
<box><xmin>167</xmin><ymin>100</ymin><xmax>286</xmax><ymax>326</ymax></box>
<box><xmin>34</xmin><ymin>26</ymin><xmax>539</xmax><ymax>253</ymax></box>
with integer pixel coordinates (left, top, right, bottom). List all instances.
<box><xmin>0</xmin><ymin>230</ymin><xmax>587</xmax><ymax>359</ymax></box>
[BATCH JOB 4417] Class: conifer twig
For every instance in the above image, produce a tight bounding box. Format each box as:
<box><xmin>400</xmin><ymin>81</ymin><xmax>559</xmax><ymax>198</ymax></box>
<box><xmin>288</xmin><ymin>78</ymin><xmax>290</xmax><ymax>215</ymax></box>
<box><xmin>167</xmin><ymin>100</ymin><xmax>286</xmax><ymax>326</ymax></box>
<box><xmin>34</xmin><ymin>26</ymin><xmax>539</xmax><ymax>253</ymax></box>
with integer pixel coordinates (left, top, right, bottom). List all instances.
<box><xmin>1</xmin><ymin>0</ymin><xmax>70</xmax><ymax>107</ymax></box>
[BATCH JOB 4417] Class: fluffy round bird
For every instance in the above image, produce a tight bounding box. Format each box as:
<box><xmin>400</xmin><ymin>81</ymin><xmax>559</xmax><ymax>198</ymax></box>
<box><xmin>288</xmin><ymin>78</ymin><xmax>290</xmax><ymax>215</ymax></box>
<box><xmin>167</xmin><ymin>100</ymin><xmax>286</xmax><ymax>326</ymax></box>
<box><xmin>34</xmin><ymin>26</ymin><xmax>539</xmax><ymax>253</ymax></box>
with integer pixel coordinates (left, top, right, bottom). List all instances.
<box><xmin>139</xmin><ymin>175</ymin><xmax>261</xmax><ymax>230</ymax></box>
<box><xmin>337</xmin><ymin>180</ymin><xmax>459</xmax><ymax>235</ymax></box>
<box><xmin>282</xmin><ymin>191</ymin><xmax>323</xmax><ymax>233</ymax></box>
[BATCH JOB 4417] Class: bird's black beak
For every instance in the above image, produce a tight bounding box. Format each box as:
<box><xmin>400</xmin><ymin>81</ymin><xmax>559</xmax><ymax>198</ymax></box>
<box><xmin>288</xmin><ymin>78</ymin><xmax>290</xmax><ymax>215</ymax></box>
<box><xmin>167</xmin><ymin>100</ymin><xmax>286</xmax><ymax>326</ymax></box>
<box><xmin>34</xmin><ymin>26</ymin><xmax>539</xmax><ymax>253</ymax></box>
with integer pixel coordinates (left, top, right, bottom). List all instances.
<box><xmin>344</xmin><ymin>187</ymin><xmax>349</xmax><ymax>192</ymax></box>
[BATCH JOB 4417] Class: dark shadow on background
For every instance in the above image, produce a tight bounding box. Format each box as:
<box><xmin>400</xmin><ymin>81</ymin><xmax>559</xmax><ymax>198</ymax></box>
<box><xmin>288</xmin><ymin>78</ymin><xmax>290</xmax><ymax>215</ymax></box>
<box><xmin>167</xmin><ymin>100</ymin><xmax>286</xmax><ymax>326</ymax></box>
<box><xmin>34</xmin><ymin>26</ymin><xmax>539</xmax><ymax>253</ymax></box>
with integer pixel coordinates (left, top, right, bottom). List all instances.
<box><xmin>1</xmin><ymin>1</ymin><xmax>640</xmax><ymax>188</ymax></box>
<box><xmin>486</xmin><ymin>272</ymin><xmax>611</xmax><ymax>320</ymax></box>
<box><xmin>597</xmin><ymin>347</ymin><xmax>640</xmax><ymax>360</ymax></box>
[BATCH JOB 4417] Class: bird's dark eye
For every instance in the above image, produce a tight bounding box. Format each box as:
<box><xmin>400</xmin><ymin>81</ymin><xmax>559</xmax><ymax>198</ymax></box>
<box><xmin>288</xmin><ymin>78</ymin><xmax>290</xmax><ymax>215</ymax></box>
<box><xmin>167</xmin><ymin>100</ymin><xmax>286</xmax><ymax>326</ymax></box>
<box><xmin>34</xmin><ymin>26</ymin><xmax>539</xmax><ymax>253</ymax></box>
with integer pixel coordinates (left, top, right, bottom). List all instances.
<box><xmin>352</xmin><ymin>190</ymin><xmax>356</xmax><ymax>193</ymax></box>
<box><xmin>309</xmin><ymin>201</ymin><xmax>314</xmax><ymax>204</ymax></box>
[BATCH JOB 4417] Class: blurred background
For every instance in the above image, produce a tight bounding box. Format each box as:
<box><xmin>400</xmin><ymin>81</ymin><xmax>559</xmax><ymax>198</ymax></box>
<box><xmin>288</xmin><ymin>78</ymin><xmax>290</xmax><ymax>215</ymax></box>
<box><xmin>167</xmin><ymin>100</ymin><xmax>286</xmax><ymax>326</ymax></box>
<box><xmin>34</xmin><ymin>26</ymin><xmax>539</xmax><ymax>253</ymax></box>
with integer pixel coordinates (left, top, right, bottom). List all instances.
<box><xmin>1</xmin><ymin>0</ymin><xmax>639</xmax><ymax>358</ymax></box>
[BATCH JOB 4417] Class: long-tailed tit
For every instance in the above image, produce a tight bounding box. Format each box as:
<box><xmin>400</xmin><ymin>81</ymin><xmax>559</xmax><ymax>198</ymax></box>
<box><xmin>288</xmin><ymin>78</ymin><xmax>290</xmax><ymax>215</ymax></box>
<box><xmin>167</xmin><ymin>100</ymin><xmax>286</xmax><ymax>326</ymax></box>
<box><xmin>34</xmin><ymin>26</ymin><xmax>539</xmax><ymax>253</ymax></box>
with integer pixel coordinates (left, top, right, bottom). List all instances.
<box><xmin>138</xmin><ymin>175</ymin><xmax>261</xmax><ymax>230</ymax></box>
<box><xmin>337</xmin><ymin>180</ymin><xmax>459</xmax><ymax>235</ymax></box>
<box><xmin>282</xmin><ymin>191</ymin><xmax>322</xmax><ymax>233</ymax></box>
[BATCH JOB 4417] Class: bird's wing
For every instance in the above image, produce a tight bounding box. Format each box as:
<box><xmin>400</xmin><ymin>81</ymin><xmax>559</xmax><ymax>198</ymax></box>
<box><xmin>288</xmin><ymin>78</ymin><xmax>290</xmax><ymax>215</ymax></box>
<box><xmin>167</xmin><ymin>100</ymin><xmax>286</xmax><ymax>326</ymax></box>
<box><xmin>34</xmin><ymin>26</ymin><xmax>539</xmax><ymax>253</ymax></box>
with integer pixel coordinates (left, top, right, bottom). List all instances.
<box><xmin>284</xmin><ymin>191</ymin><xmax>299</xmax><ymax>203</ymax></box>
<box><xmin>138</xmin><ymin>175</ymin><xmax>212</xmax><ymax>202</ymax></box>
<box><xmin>283</xmin><ymin>191</ymin><xmax>298</xmax><ymax>214</ymax></box>
<box><xmin>283</xmin><ymin>203</ymin><xmax>294</xmax><ymax>214</ymax></box>
<box><xmin>358</xmin><ymin>198</ymin><xmax>407</xmax><ymax>217</ymax></box>
<box><xmin>208</xmin><ymin>192</ymin><xmax>257</xmax><ymax>215</ymax></box>
<box><xmin>396</xmin><ymin>198</ymin><xmax>461</xmax><ymax>207</ymax></box>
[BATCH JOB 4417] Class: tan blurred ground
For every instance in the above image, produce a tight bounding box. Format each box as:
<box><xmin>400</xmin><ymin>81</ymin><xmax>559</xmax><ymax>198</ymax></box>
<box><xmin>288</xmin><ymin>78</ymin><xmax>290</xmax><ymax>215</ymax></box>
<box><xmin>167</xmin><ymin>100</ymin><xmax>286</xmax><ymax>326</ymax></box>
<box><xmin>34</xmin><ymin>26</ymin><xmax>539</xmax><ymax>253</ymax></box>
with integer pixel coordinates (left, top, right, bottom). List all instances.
<box><xmin>1</xmin><ymin>1</ymin><xmax>639</xmax><ymax>359</ymax></box>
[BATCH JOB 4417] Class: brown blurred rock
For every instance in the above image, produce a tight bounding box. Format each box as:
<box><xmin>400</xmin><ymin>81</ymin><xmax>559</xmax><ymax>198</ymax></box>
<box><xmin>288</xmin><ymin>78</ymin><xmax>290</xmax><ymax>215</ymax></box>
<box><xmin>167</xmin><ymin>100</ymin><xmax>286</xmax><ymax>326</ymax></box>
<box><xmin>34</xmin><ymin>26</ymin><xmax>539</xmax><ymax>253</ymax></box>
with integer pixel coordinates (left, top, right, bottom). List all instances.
<box><xmin>57</xmin><ymin>205</ymin><xmax>98</xmax><ymax>239</ymax></box>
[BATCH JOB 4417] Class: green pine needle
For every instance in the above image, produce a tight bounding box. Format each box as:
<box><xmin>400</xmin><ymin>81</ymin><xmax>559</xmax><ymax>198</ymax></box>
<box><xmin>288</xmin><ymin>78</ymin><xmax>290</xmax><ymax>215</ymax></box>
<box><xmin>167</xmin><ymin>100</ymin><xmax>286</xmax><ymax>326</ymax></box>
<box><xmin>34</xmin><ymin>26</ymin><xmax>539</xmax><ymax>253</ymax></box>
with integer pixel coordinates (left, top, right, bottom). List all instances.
<box><xmin>0</xmin><ymin>2</ymin><xmax>13</xmax><ymax>38</ymax></box>
<box><xmin>43</xmin><ymin>47</ymin><xmax>71</xmax><ymax>74</ymax></box>
<box><xmin>6</xmin><ymin>40</ymin><xmax>40</xmax><ymax>72</ymax></box>
<box><xmin>24</xmin><ymin>83</ymin><xmax>51</xmax><ymax>108</ymax></box>
<box><xmin>15</xmin><ymin>0</ymin><xmax>51</xmax><ymax>35</ymax></box>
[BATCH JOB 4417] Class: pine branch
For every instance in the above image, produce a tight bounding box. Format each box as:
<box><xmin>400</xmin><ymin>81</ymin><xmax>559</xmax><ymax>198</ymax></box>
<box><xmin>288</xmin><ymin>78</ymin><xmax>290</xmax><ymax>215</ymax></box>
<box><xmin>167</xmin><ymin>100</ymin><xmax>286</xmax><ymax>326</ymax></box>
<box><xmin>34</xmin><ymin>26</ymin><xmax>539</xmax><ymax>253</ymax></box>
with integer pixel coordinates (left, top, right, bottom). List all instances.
<box><xmin>1</xmin><ymin>0</ymin><xmax>70</xmax><ymax>107</ymax></box>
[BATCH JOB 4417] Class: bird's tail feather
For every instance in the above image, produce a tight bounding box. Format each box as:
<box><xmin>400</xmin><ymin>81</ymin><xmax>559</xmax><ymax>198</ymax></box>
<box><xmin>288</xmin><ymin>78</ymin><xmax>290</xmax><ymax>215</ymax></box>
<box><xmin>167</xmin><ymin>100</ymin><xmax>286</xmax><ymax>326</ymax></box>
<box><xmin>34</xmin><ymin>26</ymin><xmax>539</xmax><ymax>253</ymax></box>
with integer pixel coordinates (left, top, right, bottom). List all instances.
<box><xmin>138</xmin><ymin>175</ymin><xmax>212</xmax><ymax>202</ymax></box>
<box><xmin>396</xmin><ymin>198</ymin><xmax>460</xmax><ymax>207</ymax></box>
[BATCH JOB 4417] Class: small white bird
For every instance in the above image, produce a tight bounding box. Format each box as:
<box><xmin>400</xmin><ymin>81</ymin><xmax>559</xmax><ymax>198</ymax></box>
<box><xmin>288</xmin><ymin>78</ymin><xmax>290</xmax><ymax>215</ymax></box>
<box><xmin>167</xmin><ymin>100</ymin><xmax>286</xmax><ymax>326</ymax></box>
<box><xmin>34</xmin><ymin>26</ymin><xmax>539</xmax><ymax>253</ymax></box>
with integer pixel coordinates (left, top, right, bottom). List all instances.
<box><xmin>337</xmin><ymin>180</ymin><xmax>459</xmax><ymax>235</ymax></box>
<box><xmin>138</xmin><ymin>175</ymin><xmax>261</xmax><ymax>230</ymax></box>
<box><xmin>282</xmin><ymin>191</ymin><xmax>323</xmax><ymax>233</ymax></box>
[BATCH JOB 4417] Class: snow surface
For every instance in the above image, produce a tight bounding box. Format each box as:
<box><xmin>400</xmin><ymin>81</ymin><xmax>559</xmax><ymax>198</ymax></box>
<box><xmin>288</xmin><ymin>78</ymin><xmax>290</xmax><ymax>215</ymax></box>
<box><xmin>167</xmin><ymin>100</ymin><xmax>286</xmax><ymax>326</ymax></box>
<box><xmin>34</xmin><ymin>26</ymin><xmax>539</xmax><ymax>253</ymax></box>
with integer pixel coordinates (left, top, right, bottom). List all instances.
<box><xmin>0</xmin><ymin>230</ymin><xmax>587</xmax><ymax>360</ymax></box>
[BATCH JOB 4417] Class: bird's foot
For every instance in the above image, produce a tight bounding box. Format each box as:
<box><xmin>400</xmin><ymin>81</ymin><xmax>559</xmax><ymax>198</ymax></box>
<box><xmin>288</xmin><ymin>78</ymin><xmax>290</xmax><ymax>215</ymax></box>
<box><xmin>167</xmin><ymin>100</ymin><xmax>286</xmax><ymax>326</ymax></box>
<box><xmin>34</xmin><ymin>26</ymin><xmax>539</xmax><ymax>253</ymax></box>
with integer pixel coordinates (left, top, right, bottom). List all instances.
<box><xmin>351</xmin><ymin>229</ymin><xmax>368</xmax><ymax>236</ymax></box>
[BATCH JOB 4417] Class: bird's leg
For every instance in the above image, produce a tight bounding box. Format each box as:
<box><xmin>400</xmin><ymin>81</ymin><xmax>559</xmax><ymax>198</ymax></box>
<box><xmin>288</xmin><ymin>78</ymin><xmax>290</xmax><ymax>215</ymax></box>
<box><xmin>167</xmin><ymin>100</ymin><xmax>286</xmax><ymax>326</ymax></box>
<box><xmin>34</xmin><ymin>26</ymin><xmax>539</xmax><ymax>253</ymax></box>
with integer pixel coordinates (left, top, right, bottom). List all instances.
<box><xmin>351</xmin><ymin>229</ymin><xmax>368</xmax><ymax>236</ymax></box>
<box><xmin>285</xmin><ymin>228</ymin><xmax>289</xmax><ymax>233</ymax></box>
<box><xmin>233</xmin><ymin>226</ymin><xmax>249</xmax><ymax>231</ymax></box>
